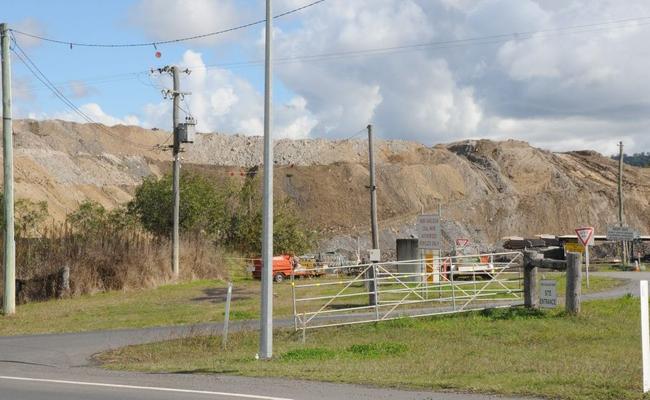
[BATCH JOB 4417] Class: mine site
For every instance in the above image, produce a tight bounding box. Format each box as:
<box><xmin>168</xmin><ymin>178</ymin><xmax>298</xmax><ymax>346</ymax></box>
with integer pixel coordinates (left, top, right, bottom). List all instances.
<box><xmin>3</xmin><ymin>2</ymin><xmax>650</xmax><ymax>400</ymax></box>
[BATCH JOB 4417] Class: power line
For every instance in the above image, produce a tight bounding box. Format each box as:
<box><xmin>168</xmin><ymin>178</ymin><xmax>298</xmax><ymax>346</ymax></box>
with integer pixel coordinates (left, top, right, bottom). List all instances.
<box><xmin>10</xmin><ymin>38</ymin><xmax>161</xmax><ymax>150</ymax></box>
<box><xmin>197</xmin><ymin>15</ymin><xmax>650</xmax><ymax>69</ymax></box>
<box><xmin>9</xmin><ymin>0</ymin><xmax>326</xmax><ymax>48</ymax></box>
<box><xmin>15</xmin><ymin>14</ymin><xmax>650</xmax><ymax>97</ymax></box>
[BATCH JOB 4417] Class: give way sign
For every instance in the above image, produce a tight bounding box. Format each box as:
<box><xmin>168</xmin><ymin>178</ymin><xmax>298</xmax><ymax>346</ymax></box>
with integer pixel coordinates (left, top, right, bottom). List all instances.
<box><xmin>575</xmin><ymin>227</ymin><xmax>595</xmax><ymax>246</ymax></box>
<box><xmin>455</xmin><ymin>238</ymin><xmax>470</xmax><ymax>248</ymax></box>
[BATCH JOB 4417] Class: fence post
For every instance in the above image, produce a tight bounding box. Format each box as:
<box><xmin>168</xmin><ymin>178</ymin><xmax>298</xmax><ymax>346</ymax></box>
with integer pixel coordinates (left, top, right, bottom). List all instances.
<box><xmin>291</xmin><ymin>273</ymin><xmax>297</xmax><ymax>331</ymax></box>
<box><xmin>566</xmin><ymin>252</ymin><xmax>582</xmax><ymax>315</ymax></box>
<box><xmin>222</xmin><ymin>282</ymin><xmax>232</xmax><ymax>349</ymax></box>
<box><xmin>372</xmin><ymin>264</ymin><xmax>380</xmax><ymax>321</ymax></box>
<box><xmin>523</xmin><ymin>251</ymin><xmax>539</xmax><ymax>309</ymax></box>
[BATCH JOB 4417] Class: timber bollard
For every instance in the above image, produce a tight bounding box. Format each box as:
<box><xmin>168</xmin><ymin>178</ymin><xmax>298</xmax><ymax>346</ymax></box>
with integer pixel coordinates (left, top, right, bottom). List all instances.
<box><xmin>524</xmin><ymin>251</ymin><xmax>539</xmax><ymax>309</ymax></box>
<box><xmin>565</xmin><ymin>252</ymin><xmax>582</xmax><ymax>315</ymax></box>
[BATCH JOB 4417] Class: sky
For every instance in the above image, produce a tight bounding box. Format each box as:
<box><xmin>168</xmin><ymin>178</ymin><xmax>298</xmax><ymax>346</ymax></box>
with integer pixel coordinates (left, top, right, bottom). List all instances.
<box><xmin>4</xmin><ymin>0</ymin><xmax>650</xmax><ymax>155</ymax></box>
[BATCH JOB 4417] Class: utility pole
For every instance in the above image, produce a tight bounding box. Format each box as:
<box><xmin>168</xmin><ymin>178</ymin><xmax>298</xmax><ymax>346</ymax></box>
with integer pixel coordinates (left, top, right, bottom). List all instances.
<box><xmin>152</xmin><ymin>65</ymin><xmax>191</xmax><ymax>279</ymax></box>
<box><xmin>171</xmin><ymin>66</ymin><xmax>181</xmax><ymax>279</ymax></box>
<box><xmin>367</xmin><ymin>124</ymin><xmax>378</xmax><ymax>306</ymax></box>
<box><xmin>1</xmin><ymin>23</ymin><xmax>15</xmax><ymax>316</ymax></box>
<box><xmin>368</xmin><ymin>124</ymin><xmax>379</xmax><ymax>250</ymax></box>
<box><xmin>618</xmin><ymin>141</ymin><xmax>627</xmax><ymax>265</ymax></box>
<box><xmin>260</xmin><ymin>0</ymin><xmax>274</xmax><ymax>360</ymax></box>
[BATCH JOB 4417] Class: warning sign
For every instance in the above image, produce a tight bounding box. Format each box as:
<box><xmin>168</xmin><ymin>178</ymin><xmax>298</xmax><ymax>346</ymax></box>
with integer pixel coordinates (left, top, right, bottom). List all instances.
<box><xmin>455</xmin><ymin>238</ymin><xmax>470</xmax><ymax>248</ymax></box>
<box><xmin>575</xmin><ymin>227</ymin><xmax>595</xmax><ymax>246</ymax></box>
<box><xmin>417</xmin><ymin>214</ymin><xmax>441</xmax><ymax>249</ymax></box>
<box><xmin>564</xmin><ymin>242</ymin><xmax>585</xmax><ymax>254</ymax></box>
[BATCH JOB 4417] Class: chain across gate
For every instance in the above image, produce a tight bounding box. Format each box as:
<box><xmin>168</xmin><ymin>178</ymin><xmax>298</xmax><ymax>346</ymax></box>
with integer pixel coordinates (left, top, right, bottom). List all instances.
<box><xmin>291</xmin><ymin>252</ymin><xmax>523</xmax><ymax>333</ymax></box>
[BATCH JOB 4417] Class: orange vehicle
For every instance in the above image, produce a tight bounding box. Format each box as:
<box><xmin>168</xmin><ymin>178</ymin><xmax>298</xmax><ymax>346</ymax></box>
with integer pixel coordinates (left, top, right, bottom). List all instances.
<box><xmin>252</xmin><ymin>255</ymin><xmax>323</xmax><ymax>283</ymax></box>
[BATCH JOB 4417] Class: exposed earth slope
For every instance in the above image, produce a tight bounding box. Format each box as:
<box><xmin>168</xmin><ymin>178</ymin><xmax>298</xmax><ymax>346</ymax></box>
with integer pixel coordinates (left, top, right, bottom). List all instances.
<box><xmin>5</xmin><ymin>119</ymin><xmax>650</xmax><ymax>250</ymax></box>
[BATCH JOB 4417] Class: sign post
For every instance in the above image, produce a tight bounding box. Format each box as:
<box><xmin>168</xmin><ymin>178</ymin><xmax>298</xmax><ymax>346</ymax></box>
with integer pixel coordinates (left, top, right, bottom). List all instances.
<box><xmin>575</xmin><ymin>227</ymin><xmax>594</xmax><ymax>288</ymax></box>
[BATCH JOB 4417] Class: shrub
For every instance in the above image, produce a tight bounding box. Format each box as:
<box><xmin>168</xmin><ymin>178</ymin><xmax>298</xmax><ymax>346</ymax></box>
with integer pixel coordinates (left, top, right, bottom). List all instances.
<box><xmin>130</xmin><ymin>171</ymin><xmax>315</xmax><ymax>256</ymax></box>
<box><xmin>128</xmin><ymin>173</ymin><xmax>235</xmax><ymax>238</ymax></box>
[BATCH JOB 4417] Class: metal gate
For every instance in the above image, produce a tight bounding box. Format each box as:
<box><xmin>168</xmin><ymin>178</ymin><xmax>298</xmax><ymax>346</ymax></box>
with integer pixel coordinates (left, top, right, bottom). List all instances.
<box><xmin>291</xmin><ymin>252</ymin><xmax>523</xmax><ymax>332</ymax></box>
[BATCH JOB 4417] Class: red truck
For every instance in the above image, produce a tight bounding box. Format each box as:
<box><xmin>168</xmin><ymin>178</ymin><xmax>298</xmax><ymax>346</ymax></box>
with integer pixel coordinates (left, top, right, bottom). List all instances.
<box><xmin>252</xmin><ymin>255</ymin><xmax>324</xmax><ymax>283</ymax></box>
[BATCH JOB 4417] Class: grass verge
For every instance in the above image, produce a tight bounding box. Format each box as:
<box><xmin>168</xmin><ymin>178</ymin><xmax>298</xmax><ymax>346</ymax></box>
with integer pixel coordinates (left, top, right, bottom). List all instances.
<box><xmin>0</xmin><ymin>273</ymin><xmax>625</xmax><ymax>336</ymax></box>
<box><xmin>99</xmin><ymin>296</ymin><xmax>647</xmax><ymax>400</ymax></box>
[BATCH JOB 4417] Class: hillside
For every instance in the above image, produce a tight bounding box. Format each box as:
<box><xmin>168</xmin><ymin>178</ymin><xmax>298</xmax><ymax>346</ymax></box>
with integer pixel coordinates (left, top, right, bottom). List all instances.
<box><xmin>4</xmin><ymin>119</ymin><xmax>650</xmax><ymax>252</ymax></box>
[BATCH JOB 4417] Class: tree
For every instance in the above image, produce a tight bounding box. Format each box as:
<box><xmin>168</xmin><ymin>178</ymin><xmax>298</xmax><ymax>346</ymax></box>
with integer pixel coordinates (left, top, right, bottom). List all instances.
<box><xmin>129</xmin><ymin>170</ymin><xmax>315</xmax><ymax>255</ymax></box>
<box><xmin>229</xmin><ymin>175</ymin><xmax>314</xmax><ymax>255</ymax></box>
<box><xmin>128</xmin><ymin>173</ymin><xmax>235</xmax><ymax>239</ymax></box>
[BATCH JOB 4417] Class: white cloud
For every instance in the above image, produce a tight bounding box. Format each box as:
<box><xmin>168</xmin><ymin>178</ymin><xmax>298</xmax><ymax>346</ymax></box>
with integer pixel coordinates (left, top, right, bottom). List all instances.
<box><xmin>67</xmin><ymin>80</ymin><xmax>95</xmax><ymax>99</ymax></box>
<box><xmin>12</xmin><ymin>18</ymin><xmax>46</xmax><ymax>48</ymax></box>
<box><xmin>479</xmin><ymin>116</ymin><xmax>647</xmax><ymax>156</ymax></box>
<box><xmin>270</xmin><ymin>0</ymin><xmax>483</xmax><ymax>141</ymax></box>
<box><xmin>29</xmin><ymin>103</ymin><xmax>140</xmax><ymax>127</ymax></box>
<box><xmin>128</xmin><ymin>0</ymin><xmax>248</xmax><ymax>45</ymax></box>
<box><xmin>141</xmin><ymin>50</ymin><xmax>317</xmax><ymax>138</ymax></box>
<box><xmin>12</xmin><ymin>77</ymin><xmax>36</xmax><ymax>102</ymax></box>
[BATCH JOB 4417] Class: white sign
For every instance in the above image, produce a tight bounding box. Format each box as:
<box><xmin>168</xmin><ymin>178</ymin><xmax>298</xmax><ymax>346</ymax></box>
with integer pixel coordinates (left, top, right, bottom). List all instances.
<box><xmin>455</xmin><ymin>238</ymin><xmax>470</xmax><ymax>248</ymax></box>
<box><xmin>540</xmin><ymin>280</ymin><xmax>557</xmax><ymax>309</ymax></box>
<box><xmin>575</xmin><ymin>227</ymin><xmax>594</xmax><ymax>288</ymax></box>
<box><xmin>416</xmin><ymin>214</ymin><xmax>441</xmax><ymax>249</ymax></box>
<box><xmin>575</xmin><ymin>227</ymin><xmax>594</xmax><ymax>246</ymax></box>
<box><xmin>368</xmin><ymin>249</ymin><xmax>381</xmax><ymax>262</ymax></box>
<box><xmin>607</xmin><ymin>226</ymin><xmax>636</xmax><ymax>241</ymax></box>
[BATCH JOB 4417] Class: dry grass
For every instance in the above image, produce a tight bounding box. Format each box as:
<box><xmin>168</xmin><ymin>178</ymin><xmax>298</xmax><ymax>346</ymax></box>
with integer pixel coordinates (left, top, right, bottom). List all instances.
<box><xmin>0</xmin><ymin>225</ymin><xmax>227</xmax><ymax>304</ymax></box>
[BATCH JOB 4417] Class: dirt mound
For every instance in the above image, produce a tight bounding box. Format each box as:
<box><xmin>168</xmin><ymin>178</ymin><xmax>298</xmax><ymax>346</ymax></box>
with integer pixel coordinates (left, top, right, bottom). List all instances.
<box><xmin>4</xmin><ymin>120</ymin><xmax>649</xmax><ymax>252</ymax></box>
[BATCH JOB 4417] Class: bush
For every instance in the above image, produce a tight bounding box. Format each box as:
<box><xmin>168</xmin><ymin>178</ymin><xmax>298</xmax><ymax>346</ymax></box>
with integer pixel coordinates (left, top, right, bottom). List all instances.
<box><xmin>129</xmin><ymin>171</ymin><xmax>315</xmax><ymax>256</ymax></box>
<box><xmin>129</xmin><ymin>173</ymin><xmax>235</xmax><ymax>238</ymax></box>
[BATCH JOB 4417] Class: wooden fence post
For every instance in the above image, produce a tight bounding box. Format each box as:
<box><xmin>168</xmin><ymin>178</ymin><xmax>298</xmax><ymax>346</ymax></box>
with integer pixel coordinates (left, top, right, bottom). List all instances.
<box><xmin>566</xmin><ymin>252</ymin><xmax>582</xmax><ymax>315</ymax></box>
<box><xmin>524</xmin><ymin>251</ymin><xmax>539</xmax><ymax>309</ymax></box>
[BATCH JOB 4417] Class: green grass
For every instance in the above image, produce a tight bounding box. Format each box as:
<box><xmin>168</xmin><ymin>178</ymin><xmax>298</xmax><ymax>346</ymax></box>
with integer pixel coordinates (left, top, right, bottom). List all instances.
<box><xmin>99</xmin><ymin>297</ymin><xmax>650</xmax><ymax>400</ymax></box>
<box><xmin>543</xmin><ymin>272</ymin><xmax>623</xmax><ymax>296</ymax></box>
<box><xmin>0</xmin><ymin>272</ymin><xmax>625</xmax><ymax>336</ymax></box>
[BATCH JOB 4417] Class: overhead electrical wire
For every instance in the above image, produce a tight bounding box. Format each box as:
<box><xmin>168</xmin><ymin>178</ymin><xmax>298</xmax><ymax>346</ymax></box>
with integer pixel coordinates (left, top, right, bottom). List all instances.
<box><xmin>11</xmin><ymin>37</ymin><xmax>163</xmax><ymax>151</ymax></box>
<box><xmin>13</xmin><ymin>14</ymin><xmax>650</xmax><ymax>98</ymax></box>
<box><xmin>8</xmin><ymin>0</ymin><xmax>326</xmax><ymax>48</ymax></box>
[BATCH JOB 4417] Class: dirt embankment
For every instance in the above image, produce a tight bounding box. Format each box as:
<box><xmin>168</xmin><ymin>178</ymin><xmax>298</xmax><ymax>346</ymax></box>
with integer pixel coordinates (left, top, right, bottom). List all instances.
<box><xmin>4</xmin><ymin>119</ymin><xmax>649</xmax><ymax>252</ymax></box>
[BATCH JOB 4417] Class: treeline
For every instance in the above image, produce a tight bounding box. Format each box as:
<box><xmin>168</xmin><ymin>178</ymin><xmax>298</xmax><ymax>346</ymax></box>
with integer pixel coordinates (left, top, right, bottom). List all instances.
<box><xmin>611</xmin><ymin>152</ymin><xmax>650</xmax><ymax>167</ymax></box>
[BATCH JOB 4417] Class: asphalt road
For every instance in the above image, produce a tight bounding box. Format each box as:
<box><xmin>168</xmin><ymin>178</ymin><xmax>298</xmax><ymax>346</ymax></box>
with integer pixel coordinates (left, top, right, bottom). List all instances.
<box><xmin>1</xmin><ymin>271</ymin><xmax>644</xmax><ymax>400</ymax></box>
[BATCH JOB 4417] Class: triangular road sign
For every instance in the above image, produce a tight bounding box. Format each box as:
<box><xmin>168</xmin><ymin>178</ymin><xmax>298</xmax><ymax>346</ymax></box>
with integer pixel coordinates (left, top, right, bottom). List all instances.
<box><xmin>575</xmin><ymin>227</ymin><xmax>595</xmax><ymax>246</ymax></box>
<box><xmin>455</xmin><ymin>238</ymin><xmax>469</xmax><ymax>248</ymax></box>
